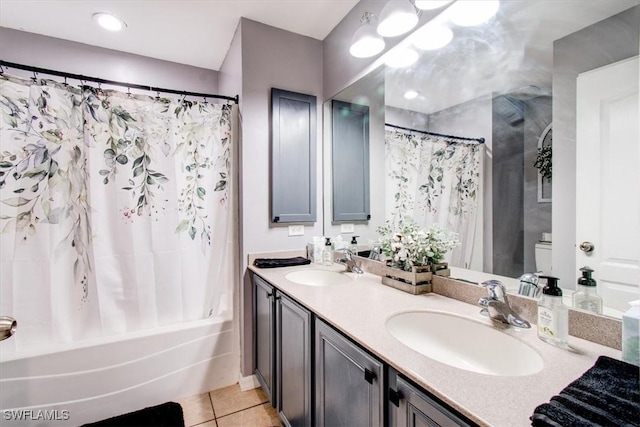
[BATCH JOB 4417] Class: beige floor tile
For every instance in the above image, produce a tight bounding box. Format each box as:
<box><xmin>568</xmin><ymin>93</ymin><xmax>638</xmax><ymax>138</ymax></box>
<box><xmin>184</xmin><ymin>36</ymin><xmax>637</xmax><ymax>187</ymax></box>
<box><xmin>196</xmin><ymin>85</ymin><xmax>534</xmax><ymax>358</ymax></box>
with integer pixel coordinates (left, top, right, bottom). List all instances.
<box><xmin>193</xmin><ymin>420</ymin><xmax>217</xmax><ymax>427</ymax></box>
<box><xmin>216</xmin><ymin>403</ymin><xmax>281</xmax><ymax>427</ymax></box>
<box><xmin>209</xmin><ymin>384</ymin><xmax>269</xmax><ymax>417</ymax></box>
<box><xmin>177</xmin><ymin>393</ymin><xmax>215</xmax><ymax>426</ymax></box>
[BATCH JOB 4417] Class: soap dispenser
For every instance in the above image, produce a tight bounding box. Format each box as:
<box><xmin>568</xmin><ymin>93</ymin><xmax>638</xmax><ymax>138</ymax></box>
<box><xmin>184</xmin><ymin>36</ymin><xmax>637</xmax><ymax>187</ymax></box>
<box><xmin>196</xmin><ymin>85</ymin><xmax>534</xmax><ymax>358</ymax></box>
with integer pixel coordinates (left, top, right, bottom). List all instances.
<box><xmin>572</xmin><ymin>266</ymin><xmax>603</xmax><ymax>314</ymax></box>
<box><xmin>322</xmin><ymin>237</ymin><xmax>333</xmax><ymax>266</ymax></box>
<box><xmin>537</xmin><ymin>275</ymin><xmax>568</xmax><ymax>348</ymax></box>
<box><xmin>349</xmin><ymin>236</ymin><xmax>359</xmax><ymax>254</ymax></box>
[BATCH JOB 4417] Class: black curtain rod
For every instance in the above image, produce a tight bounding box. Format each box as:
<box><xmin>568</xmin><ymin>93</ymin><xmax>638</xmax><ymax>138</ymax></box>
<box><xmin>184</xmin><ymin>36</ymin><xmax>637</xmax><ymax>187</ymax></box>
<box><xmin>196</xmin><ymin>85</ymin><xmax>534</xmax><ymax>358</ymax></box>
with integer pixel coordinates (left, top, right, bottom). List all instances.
<box><xmin>385</xmin><ymin>123</ymin><xmax>485</xmax><ymax>144</ymax></box>
<box><xmin>0</xmin><ymin>60</ymin><xmax>239</xmax><ymax>104</ymax></box>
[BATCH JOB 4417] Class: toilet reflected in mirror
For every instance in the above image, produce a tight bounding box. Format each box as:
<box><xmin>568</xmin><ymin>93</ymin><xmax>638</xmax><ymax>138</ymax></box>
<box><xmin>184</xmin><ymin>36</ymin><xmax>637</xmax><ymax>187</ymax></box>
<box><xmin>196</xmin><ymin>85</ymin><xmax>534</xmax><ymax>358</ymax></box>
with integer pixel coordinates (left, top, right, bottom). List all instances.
<box><xmin>535</xmin><ymin>238</ymin><xmax>552</xmax><ymax>276</ymax></box>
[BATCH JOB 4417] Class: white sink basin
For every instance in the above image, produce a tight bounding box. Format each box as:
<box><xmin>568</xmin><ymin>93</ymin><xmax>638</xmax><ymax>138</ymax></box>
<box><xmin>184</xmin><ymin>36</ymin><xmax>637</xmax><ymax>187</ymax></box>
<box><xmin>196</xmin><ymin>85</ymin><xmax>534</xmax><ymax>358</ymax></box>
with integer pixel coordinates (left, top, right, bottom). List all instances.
<box><xmin>285</xmin><ymin>270</ymin><xmax>352</xmax><ymax>286</ymax></box>
<box><xmin>386</xmin><ymin>311</ymin><xmax>543</xmax><ymax>376</ymax></box>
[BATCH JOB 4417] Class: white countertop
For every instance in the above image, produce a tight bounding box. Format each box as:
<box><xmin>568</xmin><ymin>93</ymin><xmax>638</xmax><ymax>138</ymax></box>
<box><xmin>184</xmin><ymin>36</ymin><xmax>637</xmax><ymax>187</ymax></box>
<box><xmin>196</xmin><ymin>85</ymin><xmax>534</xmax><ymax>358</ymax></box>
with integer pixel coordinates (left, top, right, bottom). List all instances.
<box><xmin>249</xmin><ymin>263</ymin><xmax>621</xmax><ymax>427</ymax></box>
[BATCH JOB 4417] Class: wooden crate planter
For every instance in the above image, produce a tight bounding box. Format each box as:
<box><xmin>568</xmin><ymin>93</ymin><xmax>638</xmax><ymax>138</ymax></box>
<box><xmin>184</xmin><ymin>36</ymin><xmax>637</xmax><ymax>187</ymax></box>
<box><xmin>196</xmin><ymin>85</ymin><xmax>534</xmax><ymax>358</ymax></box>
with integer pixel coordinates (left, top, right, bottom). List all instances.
<box><xmin>431</xmin><ymin>262</ymin><xmax>450</xmax><ymax>277</ymax></box>
<box><xmin>382</xmin><ymin>264</ymin><xmax>433</xmax><ymax>295</ymax></box>
<box><xmin>381</xmin><ymin>262</ymin><xmax>450</xmax><ymax>295</ymax></box>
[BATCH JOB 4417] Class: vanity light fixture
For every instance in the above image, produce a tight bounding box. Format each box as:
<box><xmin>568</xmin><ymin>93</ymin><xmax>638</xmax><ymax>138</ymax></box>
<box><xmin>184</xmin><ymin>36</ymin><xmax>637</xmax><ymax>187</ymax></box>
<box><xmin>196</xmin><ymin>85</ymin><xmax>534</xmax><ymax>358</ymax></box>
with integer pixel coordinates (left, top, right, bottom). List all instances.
<box><xmin>447</xmin><ymin>0</ymin><xmax>500</xmax><ymax>27</ymax></box>
<box><xmin>414</xmin><ymin>0</ymin><xmax>454</xmax><ymax>10</ymax></box>
<box><xmin>385</xmin><ymin>47</ymin><xmax>419</xmax><ymax>68</ymax></box>
<box><xmin>93</xmin><ymin>12</ymin><xmax>127</xmax><ymax>32</ymax></box>
<box><xmin>376</xmin><ymin>0</ymin><xmax>419</xmax><ymax>38</ymax></box>
<box><xmin>350</xmin><ymin>12</ymin><xmax>386</xmax><ymax>58</ymax></box>
<box><xmin>404</xmin><ymin>89</ymin><xmax>419</xmax><ymax>99</ymax></box>
<box><xmin>412</xmin><ymin>23</ymin><xmax>453</xmax><ymax>50</ymax></box>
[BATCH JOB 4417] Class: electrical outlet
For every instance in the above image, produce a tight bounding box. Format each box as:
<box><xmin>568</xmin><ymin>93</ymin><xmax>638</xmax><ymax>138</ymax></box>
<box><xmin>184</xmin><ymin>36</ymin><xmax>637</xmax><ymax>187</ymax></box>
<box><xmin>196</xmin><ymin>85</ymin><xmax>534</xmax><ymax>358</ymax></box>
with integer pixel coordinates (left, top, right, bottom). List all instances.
<box><xmin>340</xmin><ymin>223</ymin><xmax>355</xmax><ymax>233</ymax></box>
<box><xmin>288</xmin><ymin>225</ymin><xmax>304</xmax><ymax>236</ymax></box>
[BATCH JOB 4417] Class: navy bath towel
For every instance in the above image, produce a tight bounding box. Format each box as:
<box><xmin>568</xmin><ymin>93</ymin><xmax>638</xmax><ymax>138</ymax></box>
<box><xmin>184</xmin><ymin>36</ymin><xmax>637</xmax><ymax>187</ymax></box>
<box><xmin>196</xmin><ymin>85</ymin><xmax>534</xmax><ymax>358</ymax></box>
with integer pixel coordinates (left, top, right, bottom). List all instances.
<box><xmin>530</xmin><ymin>356</ymin><xmax>640</xmax><ymax>427</ymax></box>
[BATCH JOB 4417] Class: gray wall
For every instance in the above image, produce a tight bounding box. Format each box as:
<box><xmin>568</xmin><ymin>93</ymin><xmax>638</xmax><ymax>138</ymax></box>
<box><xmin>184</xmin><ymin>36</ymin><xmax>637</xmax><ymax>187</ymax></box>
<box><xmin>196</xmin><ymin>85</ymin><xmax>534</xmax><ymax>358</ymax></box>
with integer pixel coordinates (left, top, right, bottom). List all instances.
<box><xmin>553</xmin><ymin>6</ymin><xmax>639</xmax><ymax>289</ymax></box>
<box><xmin>238</xmin><ymin>18</ymin><xmax>324</xmax><ymax>375</ymax></box>
<box><xmin>385</xmin><ymin>106</ymin><xmax>429</xmax><ymax>131</ymax></box>
<box><xmin>491</xmin><ymin>95</ymin><xmax>525</xmax><ymax>278</ymax></box>
<box><xmin>0</xmin><ymin>27</ymin><xmax>219</xmax><ymax>93</ymax></box>
<box><xmin>523</xmin><ymin>96</ymin><xmax>552</xmax><ymax>273</ymax></box>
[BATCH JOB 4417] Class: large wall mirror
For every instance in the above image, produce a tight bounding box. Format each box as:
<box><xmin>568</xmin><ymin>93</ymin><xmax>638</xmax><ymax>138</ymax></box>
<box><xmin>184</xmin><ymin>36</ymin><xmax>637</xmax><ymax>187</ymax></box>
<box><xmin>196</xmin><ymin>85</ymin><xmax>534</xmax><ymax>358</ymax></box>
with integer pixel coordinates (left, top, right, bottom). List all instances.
<box><xmin>323</xmin><ymin>0</ymin><xmax>639</xmax><ymax>319</ymax></box>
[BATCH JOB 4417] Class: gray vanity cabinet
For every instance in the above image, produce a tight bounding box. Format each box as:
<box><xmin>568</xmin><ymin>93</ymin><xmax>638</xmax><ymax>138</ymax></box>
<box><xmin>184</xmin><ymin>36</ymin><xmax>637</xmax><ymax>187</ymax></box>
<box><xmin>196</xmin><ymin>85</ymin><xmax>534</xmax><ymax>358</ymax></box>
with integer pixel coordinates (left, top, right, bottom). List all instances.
<box><xmin>388</xmin><ymin>368</ymin><xmax>473</xmax><ymax>427</ymax></box>
<box><xmin>254</xmin><ymin>275</ymin><xmax>276</xmax><ymax>406</ymax></box>
<box><xmin>315</xmin><ymin>318</ymin><xmax>383</xmax><ymax>427</ymax></box>
<box><xmin>276</xmin><ymin>293</ymin><xmax>312</xmax><ymax>427</ymax></box>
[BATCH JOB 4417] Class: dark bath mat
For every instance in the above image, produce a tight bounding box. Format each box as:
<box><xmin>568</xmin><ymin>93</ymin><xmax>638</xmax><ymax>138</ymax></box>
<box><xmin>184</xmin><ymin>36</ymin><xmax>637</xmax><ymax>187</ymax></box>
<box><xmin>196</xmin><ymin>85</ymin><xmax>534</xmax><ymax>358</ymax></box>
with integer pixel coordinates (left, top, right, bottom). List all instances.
<box><xmin>81</xmin><ymin>401</ymin><xmax>184</xmax><ymax>427</ymax></box>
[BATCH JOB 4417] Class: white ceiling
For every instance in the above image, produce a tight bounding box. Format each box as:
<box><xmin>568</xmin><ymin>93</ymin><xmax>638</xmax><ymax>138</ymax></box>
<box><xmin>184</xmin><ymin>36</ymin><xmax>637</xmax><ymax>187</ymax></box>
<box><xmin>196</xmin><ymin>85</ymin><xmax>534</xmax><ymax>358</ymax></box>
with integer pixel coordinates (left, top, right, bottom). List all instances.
<box><xmin>0</xmin><ymin>0</ymin><xmax>359</xmax><ymax>70</ymax></box>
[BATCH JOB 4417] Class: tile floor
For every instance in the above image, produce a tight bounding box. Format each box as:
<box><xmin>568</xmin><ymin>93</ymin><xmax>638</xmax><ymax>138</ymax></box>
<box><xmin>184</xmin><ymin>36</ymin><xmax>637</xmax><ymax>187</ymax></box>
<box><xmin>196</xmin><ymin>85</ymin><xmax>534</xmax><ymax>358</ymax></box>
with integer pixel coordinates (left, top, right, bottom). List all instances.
<box><xmin>177</xmin><ymin>384</ymin><xmax>282</xmax><ymax>427</ymax></box>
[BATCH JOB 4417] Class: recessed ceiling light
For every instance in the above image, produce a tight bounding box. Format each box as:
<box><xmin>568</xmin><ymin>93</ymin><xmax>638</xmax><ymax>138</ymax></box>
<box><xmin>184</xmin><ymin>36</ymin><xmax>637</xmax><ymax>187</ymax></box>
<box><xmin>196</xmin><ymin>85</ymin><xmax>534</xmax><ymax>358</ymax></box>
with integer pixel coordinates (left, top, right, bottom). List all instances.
<box><xmin>447</xmin><ymin>1</ymin><xmax>500</xmax><ymax>27</ymax></box>
<box><xmin>404</xmin><ymin>90</ymin><xmax>419</xmax><ymax>100</ymax></box>
<box><xmin>93</xmin><ymin>13</ymin><xmax>127</xmax><ymax>32</ymax></box>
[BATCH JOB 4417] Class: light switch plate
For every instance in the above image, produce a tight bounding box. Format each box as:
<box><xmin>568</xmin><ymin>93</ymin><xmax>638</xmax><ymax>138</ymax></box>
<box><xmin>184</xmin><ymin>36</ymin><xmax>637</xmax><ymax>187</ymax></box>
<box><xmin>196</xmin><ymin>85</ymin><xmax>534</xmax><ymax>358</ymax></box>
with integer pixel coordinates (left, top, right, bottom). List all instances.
<box><xmin>288</xmin><ymin>225</ymin><xmax>304</xmax><ymax>236</ymax></box>
<box><xmin>340</xmin><ymin>223</ymin><xmax>355</xmax><ymax>233</ymax></box>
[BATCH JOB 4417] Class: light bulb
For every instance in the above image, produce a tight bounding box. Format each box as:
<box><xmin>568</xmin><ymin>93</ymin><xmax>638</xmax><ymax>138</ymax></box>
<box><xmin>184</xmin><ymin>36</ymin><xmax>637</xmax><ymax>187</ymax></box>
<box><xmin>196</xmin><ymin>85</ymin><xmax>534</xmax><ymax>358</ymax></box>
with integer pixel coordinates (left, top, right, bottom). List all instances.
<box><xmin>414</xmin><ymin>0</ymin><xmax>454</xmax><ymax>10</ymax></box>
<box><xmin>350</xmin><ymin>24</ymin><xmax>386</xmax><ymax>58</ymax></box>
<box><xmin>377</xmin><ymin>1</ymin><xmax>419</xmax><ymax>38</ymax></box>
<box><xmin>412</xmin><ymin>24</ymin><xmax>453</xmax><ymax>50</ymax></box>
<box><xmin>385</xmin><ymin>48</ymin><xmax>419</xmax><ymax>68</ymax></box>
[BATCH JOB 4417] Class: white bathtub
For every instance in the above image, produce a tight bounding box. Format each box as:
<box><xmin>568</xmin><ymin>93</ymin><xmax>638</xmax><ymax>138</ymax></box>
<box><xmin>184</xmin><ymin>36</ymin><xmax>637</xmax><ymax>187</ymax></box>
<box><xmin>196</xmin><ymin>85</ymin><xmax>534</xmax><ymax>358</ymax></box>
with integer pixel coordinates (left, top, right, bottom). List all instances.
<box><xmin>0</xmin><ymin>317</ymin><xmax>239</xmax><ymax>426</ymax></box>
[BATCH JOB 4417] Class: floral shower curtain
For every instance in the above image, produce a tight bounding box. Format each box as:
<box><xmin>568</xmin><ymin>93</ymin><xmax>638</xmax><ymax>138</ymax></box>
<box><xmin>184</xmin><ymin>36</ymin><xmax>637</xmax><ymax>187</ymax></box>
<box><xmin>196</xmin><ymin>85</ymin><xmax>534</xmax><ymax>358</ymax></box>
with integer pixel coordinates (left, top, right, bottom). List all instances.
<box><xmin>0</xmin><ymin>74</ymin><xmax>235</xmax><ymax>351</ymax></box>
<box><xmin>385</xmin><ymin>126</ymin><xmax>482</xmax><ymax>268</ymax></box>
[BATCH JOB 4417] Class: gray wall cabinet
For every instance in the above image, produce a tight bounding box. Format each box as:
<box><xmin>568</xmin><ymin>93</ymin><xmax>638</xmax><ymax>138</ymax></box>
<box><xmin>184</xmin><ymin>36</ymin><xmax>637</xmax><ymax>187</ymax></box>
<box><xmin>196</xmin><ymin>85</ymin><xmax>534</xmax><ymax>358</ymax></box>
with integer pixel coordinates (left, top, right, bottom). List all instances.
<box><xmin>276</xmin><ymin>293</ymin><xmax>312</xmax><ymax>427</ymax></box>
<box><xmin>271</xmin><ymin>88</ymin><xmax>317</xmax><ymax>224</ymax></box>
<box><xmin>388</xmin><ymin>368</ymin><xmax>473</xmax><ymax>427</ymax></box>
<box><xmin>331</xmin><ymin>100</ymin><xmax>371</xmax><ymax>222</ymax></box>
<box><xmin>315</xmin><ymin>318</ymin><xmax>383</xmax><ymax>427</ymax></box>
<box><xmin>254</xmin><ymin>275</ymin><xmax>276</xmax><ymax>406</ymax></box>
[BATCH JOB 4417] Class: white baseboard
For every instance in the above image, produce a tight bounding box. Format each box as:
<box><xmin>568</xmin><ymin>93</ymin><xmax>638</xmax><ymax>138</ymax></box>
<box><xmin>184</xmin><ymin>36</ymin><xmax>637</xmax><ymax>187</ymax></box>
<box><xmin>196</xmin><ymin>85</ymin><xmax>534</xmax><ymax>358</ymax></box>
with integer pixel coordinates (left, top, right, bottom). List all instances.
<box><xmin>238</xmin><ymin>374</ymin><xmax>260</xmax><ymax>391</ymax></box>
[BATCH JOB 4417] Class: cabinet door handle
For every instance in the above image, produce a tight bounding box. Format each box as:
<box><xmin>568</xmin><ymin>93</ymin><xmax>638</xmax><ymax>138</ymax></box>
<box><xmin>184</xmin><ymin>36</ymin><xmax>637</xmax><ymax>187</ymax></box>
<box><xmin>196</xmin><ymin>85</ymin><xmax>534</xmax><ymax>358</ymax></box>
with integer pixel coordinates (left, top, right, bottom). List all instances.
<box><xmin>266</xmin><ymin>292</ymin><xmax>273</xmax><ymax>299</ymax></box>
<box><xmin>364</xmin><ymin>368</ymin><xmax>375</xmax><ymax>384</ymax></box>
<box><xmin>389</xmin><ymin>388</ymin><xmax>403</xmax><ymax>407</ymax></box>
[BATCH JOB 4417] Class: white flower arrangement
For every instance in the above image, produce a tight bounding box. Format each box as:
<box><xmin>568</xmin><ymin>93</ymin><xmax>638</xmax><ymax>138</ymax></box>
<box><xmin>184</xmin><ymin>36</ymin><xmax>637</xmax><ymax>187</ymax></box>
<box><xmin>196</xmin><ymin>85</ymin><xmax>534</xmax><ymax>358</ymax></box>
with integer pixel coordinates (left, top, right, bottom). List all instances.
<box><xmin>377</xmin><ymin>218</ymin><xmax>460</xmax><ymax>272</ymax></box>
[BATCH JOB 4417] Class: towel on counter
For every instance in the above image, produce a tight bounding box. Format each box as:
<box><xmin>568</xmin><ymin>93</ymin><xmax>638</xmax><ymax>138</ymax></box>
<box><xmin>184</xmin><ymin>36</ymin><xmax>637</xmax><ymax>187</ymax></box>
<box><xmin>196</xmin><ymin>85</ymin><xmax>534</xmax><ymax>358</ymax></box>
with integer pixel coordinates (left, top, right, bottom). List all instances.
<box><xmin>253</xmin><ymin>256</ymin><xmax>311</xmax><ymax>268</ymax></box>
<box><xmin>530</xmin><ymin>356</ymin><xmax>640</xmax><ymax>427</ymax></box>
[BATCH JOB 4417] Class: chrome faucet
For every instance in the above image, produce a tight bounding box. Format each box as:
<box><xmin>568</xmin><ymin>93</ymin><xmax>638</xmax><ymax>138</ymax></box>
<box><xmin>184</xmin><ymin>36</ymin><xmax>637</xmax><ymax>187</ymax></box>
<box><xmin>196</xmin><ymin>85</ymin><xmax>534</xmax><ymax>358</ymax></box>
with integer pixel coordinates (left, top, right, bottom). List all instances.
<box><xmin>478</xmin><ymin>280</ymin><xmax>531</xmax><ymax>328</ymax></box>
<box><xmin>336</xmin><ymin>249</ymin><xmax>364</xmax><ymax>274</ymax></box>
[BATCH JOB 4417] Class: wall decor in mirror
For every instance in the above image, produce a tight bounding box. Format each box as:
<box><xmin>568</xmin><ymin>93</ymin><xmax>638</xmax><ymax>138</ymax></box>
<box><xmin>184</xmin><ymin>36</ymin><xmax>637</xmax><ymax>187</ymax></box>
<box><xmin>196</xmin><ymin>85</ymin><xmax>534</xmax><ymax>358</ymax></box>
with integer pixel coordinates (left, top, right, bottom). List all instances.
<box><xmin>323</xmin><ymin>0</ymin><xmax>639</xmax><ymax>319</ymax></box>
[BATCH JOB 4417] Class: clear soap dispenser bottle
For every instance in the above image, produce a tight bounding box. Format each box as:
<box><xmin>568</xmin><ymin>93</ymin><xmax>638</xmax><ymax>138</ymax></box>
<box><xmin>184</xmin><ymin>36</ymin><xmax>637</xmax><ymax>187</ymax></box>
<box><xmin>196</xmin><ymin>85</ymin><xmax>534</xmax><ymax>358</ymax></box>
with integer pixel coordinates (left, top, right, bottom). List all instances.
<box><xmin>573</xmin><ymin>266</ymin><xmax>603</xmax><ymax>314</ymax></box>
<box><xmin>349</xmin><ymin>236</ymin><xmax>359</xmax><ymax>254</ymax></box>
<box><xmin>537</xmin><ymin>275</ymin><xmax>568</xmax><ymax>348</ymax></box>
<box><xmin>322</xmin><ymin>237</ymin><xmax>333</xmax><ymax>266</ymax></box>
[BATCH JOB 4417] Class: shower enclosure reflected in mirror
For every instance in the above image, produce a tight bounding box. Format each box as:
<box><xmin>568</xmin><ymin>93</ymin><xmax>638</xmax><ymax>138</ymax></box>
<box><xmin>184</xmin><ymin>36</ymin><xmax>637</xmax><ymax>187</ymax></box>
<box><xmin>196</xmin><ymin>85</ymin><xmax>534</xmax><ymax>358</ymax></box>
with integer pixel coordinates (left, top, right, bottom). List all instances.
<box><xmin>323</xmin><ymin>0</ymin><xmax>640</xmax><ymax>319</ymax></box>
